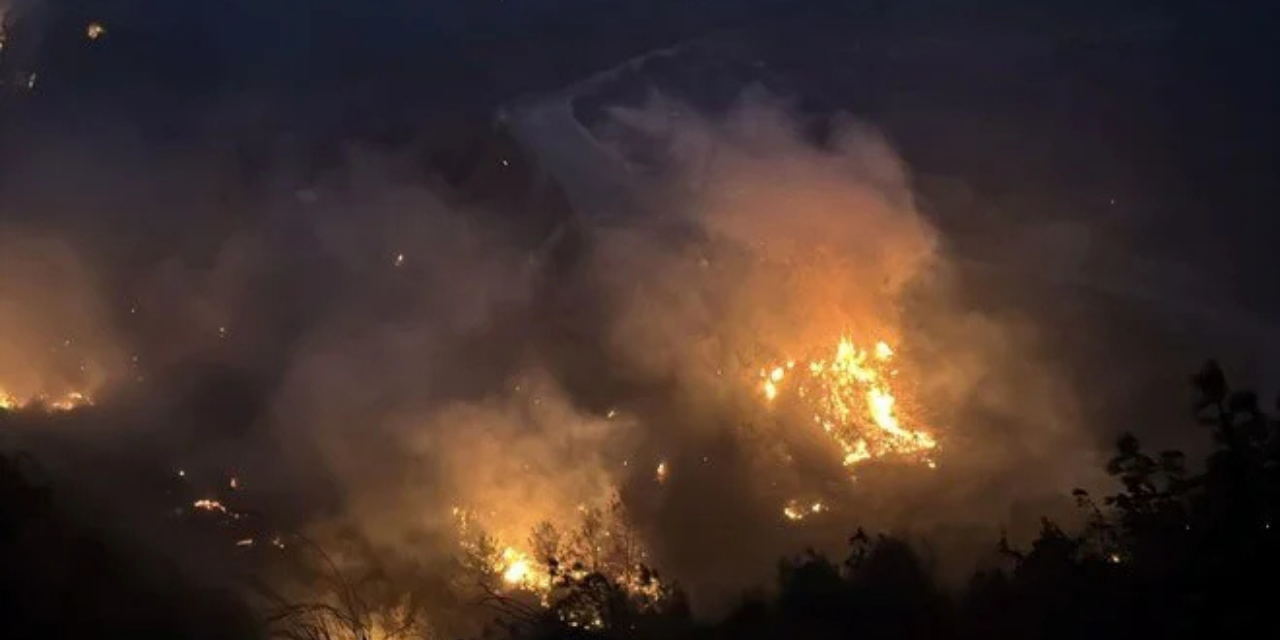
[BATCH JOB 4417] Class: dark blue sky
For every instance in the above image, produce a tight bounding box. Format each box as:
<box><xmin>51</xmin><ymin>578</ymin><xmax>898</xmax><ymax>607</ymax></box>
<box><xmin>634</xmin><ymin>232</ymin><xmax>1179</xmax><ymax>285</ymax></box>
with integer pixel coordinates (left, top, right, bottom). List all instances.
<box><xmin>9</xmin><ymin>1</ymin><xmax>1268</xmax><ymax>104</ymax></box>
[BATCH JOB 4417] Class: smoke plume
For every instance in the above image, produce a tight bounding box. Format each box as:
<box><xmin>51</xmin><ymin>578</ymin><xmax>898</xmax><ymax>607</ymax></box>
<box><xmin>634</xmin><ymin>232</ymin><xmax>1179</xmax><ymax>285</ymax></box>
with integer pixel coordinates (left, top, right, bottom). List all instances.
<box><xmin>0</xmin><ymin>79</ymin><xmax>1105</xmax><ymax>626</ymax></box>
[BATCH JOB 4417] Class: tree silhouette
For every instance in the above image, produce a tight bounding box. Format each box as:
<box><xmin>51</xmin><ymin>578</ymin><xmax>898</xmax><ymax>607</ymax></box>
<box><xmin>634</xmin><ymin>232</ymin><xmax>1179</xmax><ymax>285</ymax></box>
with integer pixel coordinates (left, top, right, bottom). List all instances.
<box><xmin>4</xmin><ymin>359</ymin><xmax>1280</xmax><ymax>640</ymax></box>
<box><xmin>491</xmin><ymin>360</ymin><xmax>1280</xmax><ymax>640</ymax></box>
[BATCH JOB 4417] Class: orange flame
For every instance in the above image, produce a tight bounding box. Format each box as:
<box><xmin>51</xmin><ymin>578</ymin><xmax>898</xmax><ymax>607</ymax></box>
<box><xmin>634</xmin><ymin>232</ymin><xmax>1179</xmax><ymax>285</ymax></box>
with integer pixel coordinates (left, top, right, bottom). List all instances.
<box><xmin>759</xmin><ymin>337</ymin><xmax>936</xmax><ymax>472</ymax></box>
<box><xmin>0</xmin><ymin>389</ymin><xmax>93</xmax><ymax>412</ymax></box>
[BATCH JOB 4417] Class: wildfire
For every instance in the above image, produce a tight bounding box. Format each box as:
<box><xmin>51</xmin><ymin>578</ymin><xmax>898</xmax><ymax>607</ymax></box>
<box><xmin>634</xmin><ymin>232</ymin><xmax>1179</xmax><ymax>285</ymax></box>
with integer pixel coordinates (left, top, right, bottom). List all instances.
<box><xmin>0</xmin><ymin>389</ymin><xmax>93</xmax><ymax>412</ymax></box>
<box><xmin>758</xmin><ymin>337</ymin><xmax>936</xmax><ymax>470</ymax></box>
<box><xmin>499</xmin><ymin>546</ymin><xmax>552</xmax><ymax>591</ymax></box>
<box><xmin>453</xmin><ymin>507</ymin><xmax>556</xmax><ymax>597</ymax></box>
<box><xmin>47</xmin><ymin>391</ymin><xmax>92</xmax><ymax>411</ymax></box>
<box><xmin>783</xmin><ymin>499</ymin><xmax>827</xmax><ymax>522</ymax></box>
<box><xmin>85</xmin><ymin>22</ymin><xmax>106</xmax><ymax>41</ymax></box>
<box><xmin>451</xmin><ymin>503</ymin><xmax>665</xmax><ymax>613</ymax></box>
<box><xmin>192</xmin><ymin>499</ymin><xmax>229</xmax><ymax>514</ymax></box>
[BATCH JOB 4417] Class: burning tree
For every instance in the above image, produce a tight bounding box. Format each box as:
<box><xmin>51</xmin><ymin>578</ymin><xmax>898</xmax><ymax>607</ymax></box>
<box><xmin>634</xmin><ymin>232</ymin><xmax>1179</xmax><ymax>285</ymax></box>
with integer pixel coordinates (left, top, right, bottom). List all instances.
<box><xmin>457</xmin><ymin>496</ymin><xmax>669</xmax><ymax>635</ymax></box>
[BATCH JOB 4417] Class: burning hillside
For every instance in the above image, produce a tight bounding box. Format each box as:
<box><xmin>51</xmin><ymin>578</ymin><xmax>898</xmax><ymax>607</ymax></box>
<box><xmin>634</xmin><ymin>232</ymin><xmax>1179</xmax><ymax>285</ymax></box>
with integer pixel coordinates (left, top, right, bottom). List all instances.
<box><xmin>758</xmin><ymin>337</ymin><xmax>936</xmax><ymax>471</ymax></box>
<box><xmin>0</xmin><ymin>88</ymin><xmax>950</xmax><ymax>622</ymax></box>
<box><xmin>0</xmin><ymin>23</ymin><xmax>1114</xmax><ymax>631</ymax></box>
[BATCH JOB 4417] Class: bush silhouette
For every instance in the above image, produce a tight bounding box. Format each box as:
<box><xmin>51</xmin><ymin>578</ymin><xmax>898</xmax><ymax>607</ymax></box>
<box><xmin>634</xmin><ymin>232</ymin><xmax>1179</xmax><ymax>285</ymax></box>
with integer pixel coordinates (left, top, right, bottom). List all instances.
<box><xmin>0</xmin><ymin>452</ymin><xmax>260</xmax><ymax>640</ymax></box>
<box><xmin>488</xmin><ymin>360</ymin><xmax>1280</xmax><ymax>640</ymax></box>
<box><xmin>3</xmin><ymin>359</ymin><xmax>1279</xmax><ymax>639</ymax></box>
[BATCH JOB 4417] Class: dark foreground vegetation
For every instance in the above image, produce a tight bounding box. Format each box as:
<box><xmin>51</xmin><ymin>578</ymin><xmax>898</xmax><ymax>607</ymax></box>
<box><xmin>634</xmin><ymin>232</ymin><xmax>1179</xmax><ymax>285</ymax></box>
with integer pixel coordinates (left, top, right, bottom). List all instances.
<box><xmin>4</xmin><ymin>360</ymin><xmax>1279</xmax><ymax>640</ymax></box>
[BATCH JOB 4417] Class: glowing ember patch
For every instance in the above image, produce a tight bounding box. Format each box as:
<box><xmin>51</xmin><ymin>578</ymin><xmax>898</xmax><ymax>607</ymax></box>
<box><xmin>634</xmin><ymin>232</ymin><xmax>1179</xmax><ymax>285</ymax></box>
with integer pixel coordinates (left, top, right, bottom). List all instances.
<box><xmin>758</xmin><ymin>337</ymin><xmax>936</xmax><ymax>470</ymax></box>
<box><xmin>782</xmin><ymin>499</ymin><xmax>827</xmax><ymax>522</ymax></box>
<box><xmin>193</xmin><ymin>499</ymin><xmax>229</xmax><ymax>514</ymax></box>
<box><xmin>655</xmin><ymin>461</ymin><xmax>668</xmax><ymax>483</ymax></box>
<box><xmin>0</xmin><ymin>389</ymin><xmax>93</xmax><ymax>412</ymax></box>
<box><xmin>86</xmin><ymin>22</ymin><xmax>106</xmax><ymax>40</ymax></box>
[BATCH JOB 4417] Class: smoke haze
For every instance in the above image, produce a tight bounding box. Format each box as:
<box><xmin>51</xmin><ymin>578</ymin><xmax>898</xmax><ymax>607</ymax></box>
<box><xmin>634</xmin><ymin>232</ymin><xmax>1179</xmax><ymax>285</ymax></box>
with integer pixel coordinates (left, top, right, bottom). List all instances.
<box><xmin>3</xmin><ymin>91</ymin><xmax>1103</xmax><ymax>616</ymax></box>
<box><xmin>2</xmin><ymin>1</ymin><xmax>1273</xmax><ymax>632</ymax></box>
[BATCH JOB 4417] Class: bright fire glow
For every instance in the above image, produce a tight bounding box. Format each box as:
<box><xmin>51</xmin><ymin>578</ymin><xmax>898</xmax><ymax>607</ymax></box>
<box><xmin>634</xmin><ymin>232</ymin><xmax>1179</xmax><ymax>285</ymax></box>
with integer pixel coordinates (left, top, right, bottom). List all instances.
<box><xmin>0</xmin><ymin>389</ymin><xmax>93</xmax><ymax>412</ymax></box>
<box><xmin>783</xmin><ymin>499</ymin><xmax>827</xmax><ymax>522</ymax></box>
<box><xmin>499</xmin><ymin>546</ymin><xmax>549</xmax><ymax>590</ymax></box>
<box><xmin>86</xmin><ymin>22</ymin><xmax>106</xmax><ymax>40</ymax></box>
<box><xmin>192</xmin><ymin>499</ymin><xmax>229</xmax><ymax>514</ymax></box>
<box><xmin>759</xmin><ymin>337</ymin><xmax>936</xmax><ymax>470</ymax></box>
<box><xmin>451</xmin><ymin>504</ymin><xmax>664</xmax><ymax>610</ymax></box>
